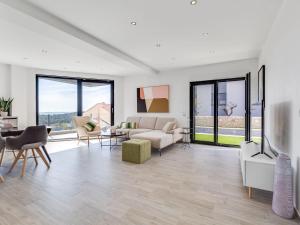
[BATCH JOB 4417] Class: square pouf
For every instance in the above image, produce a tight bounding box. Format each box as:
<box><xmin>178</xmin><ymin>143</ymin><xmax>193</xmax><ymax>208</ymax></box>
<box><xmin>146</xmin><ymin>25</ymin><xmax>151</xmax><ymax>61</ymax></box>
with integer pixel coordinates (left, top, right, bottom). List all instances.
<box><xmin>122</xmin><ymin>139</ymin><xmax>151</xmax><ymax>164</ymax></box>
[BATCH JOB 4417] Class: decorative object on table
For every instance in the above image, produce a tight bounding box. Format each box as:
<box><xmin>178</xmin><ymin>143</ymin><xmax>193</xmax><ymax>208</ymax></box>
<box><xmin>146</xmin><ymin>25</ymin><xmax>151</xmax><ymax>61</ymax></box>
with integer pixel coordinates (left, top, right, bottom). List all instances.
<box><xmin>122</xmin><ymin>139</ymin><xmax>151</xmax><ymax>164</ymax></box>
<box><xmin>0</xmin><ymin>97</ymin><xmax>13</xmax><ymax>117</ymax></box>
<box><xmin>137</xmin><ymin>85</ymin><xmax>169</xmax><ymax>112</ymax></box>
<box><xmin>6</xmin><ymin>125</ymin><xmax>50</xmax><ymax>177</ymax></box>
<box><xmin>272</xmin><ymin>153</ymin><xmax>294</xmax><ymax>219</ymax></box>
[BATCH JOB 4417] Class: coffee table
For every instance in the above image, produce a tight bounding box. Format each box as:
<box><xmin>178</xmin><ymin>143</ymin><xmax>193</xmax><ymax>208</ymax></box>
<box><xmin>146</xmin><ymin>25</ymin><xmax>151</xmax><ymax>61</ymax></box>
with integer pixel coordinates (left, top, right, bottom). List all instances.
<box><xmin>100</xmin><ymin>131</ymin><xmax>128</xmax><ymax>151</ymax></box>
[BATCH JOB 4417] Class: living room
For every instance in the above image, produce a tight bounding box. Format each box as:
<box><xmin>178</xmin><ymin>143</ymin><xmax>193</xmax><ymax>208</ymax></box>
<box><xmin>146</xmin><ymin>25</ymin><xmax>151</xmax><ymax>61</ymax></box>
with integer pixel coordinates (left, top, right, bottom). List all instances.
<box><xmin>0</xmin><ymin>0</ymin><xmax>299</xmax><ymax>224</ymax></box>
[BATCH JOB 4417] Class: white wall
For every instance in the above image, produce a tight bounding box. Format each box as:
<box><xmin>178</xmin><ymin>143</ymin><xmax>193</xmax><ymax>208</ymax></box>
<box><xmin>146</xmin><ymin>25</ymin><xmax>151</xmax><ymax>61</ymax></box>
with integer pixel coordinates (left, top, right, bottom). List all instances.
<box><xmin>0</xmin><ymin>63</ymin><xmax>11</xmax><ymax>98</ymax></box>
<box><xmin>123</xmin><ymin>58</ymin><xmax>258</xmax><ymax>126</ymax></box>
<box><xmin>0</xmin><ymin>63</ymin><xmax>124</xmax><ymax>127</ymax></box>
<box><xmin>259</xmin><ymin>0</ymin><xmax>300</xmax><ymax>212</ymax></box>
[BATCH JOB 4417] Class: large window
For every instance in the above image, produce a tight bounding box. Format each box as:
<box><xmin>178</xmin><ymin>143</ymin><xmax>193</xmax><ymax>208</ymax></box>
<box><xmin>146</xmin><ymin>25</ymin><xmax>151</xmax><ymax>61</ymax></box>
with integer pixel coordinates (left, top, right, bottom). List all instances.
<box><xmin>36</xmin><ymin>75</ymin><xmax>114</xmax><ymax>133</ymax></box>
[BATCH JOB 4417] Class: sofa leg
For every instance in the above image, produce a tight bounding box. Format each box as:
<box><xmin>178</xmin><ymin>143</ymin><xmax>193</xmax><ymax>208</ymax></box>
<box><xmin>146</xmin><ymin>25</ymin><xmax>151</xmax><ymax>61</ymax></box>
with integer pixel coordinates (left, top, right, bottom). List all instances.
<box><xmin>159</xmin><ymin>150</ymin><xmax>162</xmax><ymax>157</ymax></box>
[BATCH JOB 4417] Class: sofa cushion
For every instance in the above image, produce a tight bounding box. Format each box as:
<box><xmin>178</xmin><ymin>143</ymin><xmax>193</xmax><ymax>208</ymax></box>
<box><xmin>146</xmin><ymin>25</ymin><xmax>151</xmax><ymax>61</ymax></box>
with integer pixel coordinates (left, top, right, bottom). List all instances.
<box><xmin>139</xmin><ymin>117</ymin><xmax>157</xmax><ymax>129</ymax></box>
<box><xmin>129</xmin><ymin>128</ymin><xmax>152</xmax><ymax>136</ymax></box>
<box><xmin>154</xmin><ymin>117</ymin><xmax>176</xmax><ymax>130</ymax></box>
<box><xmin>162</xmin><ymin>122</ymin><xmax>176</xmax><ymax>133</ymax></box>
<box><xmin>131</xmin><ymin>130</ymin><xmax>173</xmax><ymax>149</ymax></box>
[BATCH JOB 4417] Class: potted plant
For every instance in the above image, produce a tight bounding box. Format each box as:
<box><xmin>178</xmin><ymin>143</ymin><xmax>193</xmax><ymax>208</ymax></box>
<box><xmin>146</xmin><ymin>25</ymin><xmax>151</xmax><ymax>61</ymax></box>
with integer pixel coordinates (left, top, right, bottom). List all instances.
<box><xmin>0</xmin><ymin>97</ymin><xmax>13</xmax><ymax>117</ymax></box>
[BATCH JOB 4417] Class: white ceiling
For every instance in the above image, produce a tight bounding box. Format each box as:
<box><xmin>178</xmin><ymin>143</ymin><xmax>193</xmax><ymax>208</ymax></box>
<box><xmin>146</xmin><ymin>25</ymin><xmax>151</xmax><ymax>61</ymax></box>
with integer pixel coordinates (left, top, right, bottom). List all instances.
<box><xmin>0</xmin><ymin>0</ymin><xmax>283</xmax><ymax>76</ymax></box>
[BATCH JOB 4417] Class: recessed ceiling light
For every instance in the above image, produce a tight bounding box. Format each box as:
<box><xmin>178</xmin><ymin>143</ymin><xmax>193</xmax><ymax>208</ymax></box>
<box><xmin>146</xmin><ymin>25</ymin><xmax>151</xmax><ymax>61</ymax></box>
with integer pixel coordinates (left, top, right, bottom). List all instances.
<box><xmin>201</xmin><ymin>32</ymin><xmax>209</xmax><ymax>36</ymax></box>
<box><xmin>190</xmin><ymin>0</ymin><xmax>197</xmax><ymax>5</ymax></box>
<box><xmin>41</xmin><ymin>49</ymin><xmax>48</xmax><ymax>54</ymax></box>
<box><xmin>131</xmin><ymin>21</ymin><xmax>137</xmax><ymax>26</ymax></box>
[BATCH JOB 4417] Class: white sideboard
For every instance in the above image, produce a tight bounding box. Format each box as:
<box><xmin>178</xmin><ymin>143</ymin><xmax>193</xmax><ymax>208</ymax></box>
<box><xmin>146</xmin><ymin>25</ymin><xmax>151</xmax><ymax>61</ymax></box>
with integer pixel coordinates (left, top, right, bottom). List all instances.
<box><xmin>0</xmin><ymin>116</ymin><xmax>18</xmax><ymax>128</ymax></box>
<box><xmin>240</xmin><ymin>141</ymin><xmax>276</xmax><ymax>198</ymax></box>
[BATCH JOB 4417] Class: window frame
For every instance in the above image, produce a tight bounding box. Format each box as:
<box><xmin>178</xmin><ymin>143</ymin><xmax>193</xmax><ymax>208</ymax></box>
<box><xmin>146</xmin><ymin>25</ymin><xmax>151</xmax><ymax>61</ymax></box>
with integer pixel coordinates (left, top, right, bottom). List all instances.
<box><xmin>35</xmin><ymin>74</ymin><xmax>114</xmax><ymax>129</ymax></box>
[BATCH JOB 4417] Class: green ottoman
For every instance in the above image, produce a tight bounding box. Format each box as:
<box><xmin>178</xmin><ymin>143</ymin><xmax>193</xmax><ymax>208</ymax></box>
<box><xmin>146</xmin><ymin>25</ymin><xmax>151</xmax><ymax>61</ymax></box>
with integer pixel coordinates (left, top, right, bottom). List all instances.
<box><xmin>122</xmin><ymin>139</ymin><xmax>151</xmax><ymax>164</ymax></box>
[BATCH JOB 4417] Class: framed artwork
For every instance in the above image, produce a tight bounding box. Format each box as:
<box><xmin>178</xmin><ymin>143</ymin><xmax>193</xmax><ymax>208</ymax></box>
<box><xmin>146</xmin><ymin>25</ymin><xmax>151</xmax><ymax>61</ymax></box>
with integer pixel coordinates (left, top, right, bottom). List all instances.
<box><xmin>258</xmin><ymin>65</ymin><xmax>265</xmax><ymax>103</ymax></box>
<box><xmin>137</xmin><ymin>85</ymin><xmax>169</xmax><ymax>113</ymax></box>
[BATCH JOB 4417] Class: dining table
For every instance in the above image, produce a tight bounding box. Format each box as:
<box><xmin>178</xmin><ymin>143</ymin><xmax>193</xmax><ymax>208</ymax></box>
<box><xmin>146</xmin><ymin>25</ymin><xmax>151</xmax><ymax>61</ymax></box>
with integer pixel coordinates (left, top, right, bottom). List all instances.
<box><xmin>0</xmin><ymin>126</ymin><xmax>52</xmax><ymax>163</ymax></box>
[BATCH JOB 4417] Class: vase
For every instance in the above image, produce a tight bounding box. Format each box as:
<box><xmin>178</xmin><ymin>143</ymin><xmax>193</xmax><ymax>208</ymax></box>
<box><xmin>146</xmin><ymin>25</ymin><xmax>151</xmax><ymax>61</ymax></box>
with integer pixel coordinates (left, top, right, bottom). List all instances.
<box><xmin>0</xmin><ymin>112</ymin><xmax>8</xmax><ymax>117</ymax></box>
<box><xmin>272</xmin><ymin>153</ymin><xmax>294</xmax><ymax>219</ymax></box>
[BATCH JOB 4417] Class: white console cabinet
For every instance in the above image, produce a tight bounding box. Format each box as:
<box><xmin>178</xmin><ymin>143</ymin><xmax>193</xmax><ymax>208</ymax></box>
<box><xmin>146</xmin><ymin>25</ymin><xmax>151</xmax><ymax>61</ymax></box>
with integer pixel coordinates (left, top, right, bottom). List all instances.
<box><xmin>240</xmin><ymin>142</ymin><xmax>276</xmax><ymax>198</ymax></box>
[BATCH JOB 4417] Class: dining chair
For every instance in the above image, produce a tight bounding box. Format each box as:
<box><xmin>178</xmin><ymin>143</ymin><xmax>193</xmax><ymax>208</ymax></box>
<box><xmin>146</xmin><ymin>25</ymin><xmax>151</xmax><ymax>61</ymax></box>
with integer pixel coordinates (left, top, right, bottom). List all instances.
<box><xmin>0</xmin><ymin>133</ymin><xmax>5</xmax><ymax>166</ymax></box>
<box><xmin>0</xmin><ymin>134</ymin><xmax>5</xmax><ymax>182</ymax></box>
<box><xmin>6</xmin><ymin>125</ymin><xmax>50</xmax><ymax>177</ymax></box>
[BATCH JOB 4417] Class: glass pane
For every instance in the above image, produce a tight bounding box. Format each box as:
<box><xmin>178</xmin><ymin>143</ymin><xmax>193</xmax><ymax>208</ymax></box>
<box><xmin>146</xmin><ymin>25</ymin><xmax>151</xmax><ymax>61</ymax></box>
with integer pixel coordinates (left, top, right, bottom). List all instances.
<box><xmin>82</xmin><ymin>82</ymin><xmax>111</xmax><ymax>129</ymax></box>
<box><xmin>217</xmin><ymin>80</ymin><xmax>245</xmax><ymax>145</ymax></box>
<box><xmin>251</xmin><ymin>102</ymin><xmax>262</xmax><ymax>143</ymax></box>
<box><xmin>38</xmin><ymin>78</ymin><xmax>77</xmax><ymax>131</ymax></box>
<box><xmin>194</xmin><ymin>84</ymin><xmax>214</xmax><ymax>142</ymax></box>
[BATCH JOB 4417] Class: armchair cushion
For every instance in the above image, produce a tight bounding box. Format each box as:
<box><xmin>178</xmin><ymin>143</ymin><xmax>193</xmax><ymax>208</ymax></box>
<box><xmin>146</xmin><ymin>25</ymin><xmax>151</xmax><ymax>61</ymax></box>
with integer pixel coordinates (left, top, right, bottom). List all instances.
<box><xmin>83</xmin><ymin>121</ymin><xmax>96</xmax><ymax>132</ymax></box>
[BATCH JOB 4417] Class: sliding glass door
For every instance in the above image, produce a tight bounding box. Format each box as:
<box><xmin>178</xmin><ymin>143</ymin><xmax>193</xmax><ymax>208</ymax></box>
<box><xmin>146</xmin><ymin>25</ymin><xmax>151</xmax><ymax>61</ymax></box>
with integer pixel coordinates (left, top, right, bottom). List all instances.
<box><xmin>37</xmin><ymin>77</ymin><xmax>78</xmax><ymax>131</ymax></box>
<box><xmin>190</xmin><ymin>77</ymin><xmax>250</xmax><ymax>147</ymax></box>
<box><xmin>82</xmin><ymin>82</ymin><xmax>112</xmax><ymax>128</ymax></box>
<box><xmin>217</xmin><ymin>80</ymin><xmax>246</xmax><ymax>145</ymax></box>
<box><xmin>36</xmin><ymin>75</ymin><xmax>114</xmax><ymax>133</ymax></box>
<box><xmin>192</xmin><ymin>82</ymin><xmax>215</xmax><ymax>143</ymax></box>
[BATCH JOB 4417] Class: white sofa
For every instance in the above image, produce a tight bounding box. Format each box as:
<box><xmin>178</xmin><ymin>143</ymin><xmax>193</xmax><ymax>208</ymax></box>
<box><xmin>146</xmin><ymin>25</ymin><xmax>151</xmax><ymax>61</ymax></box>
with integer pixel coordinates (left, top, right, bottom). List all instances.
<box><xmin>116</xmin><ymin>117</ymin><xmax>183</xmax><ymax>155</ymax></box>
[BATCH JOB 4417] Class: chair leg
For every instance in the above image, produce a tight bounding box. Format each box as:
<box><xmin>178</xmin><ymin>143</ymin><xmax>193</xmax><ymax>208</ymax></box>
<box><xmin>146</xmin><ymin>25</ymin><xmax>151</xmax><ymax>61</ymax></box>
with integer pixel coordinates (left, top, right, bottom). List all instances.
<box><xmin>32</xmin><ymin>149</ymin><xmax>38</xmax><ymax>166</ymax></box>
<box><xmin>12</xmin><ymin>150</ymin><xmax>17</xmax><ymax>158</ymax></box>
<box><xmin>0</xmin><ymin>175</ymin><xmax>4</xmax><ymax>183</ymax></box>
<box><xmin>8</xmin><ymin>150</ymin><xmax>24</xmax><ymax>173</ymax></box>
<box><xmin>35</xmin><ymin>148</ymin><xmax>50</xmax><ymax>169</ymax></box>
<box><xmin>41</xmin><ymin>146</ymin><xmax>52</xmax><ymax>163</ymax></box>
<box><xmin>21</xmin><ymin>150</ymin><xmax>28</xmax><ymax>177</ymax></box>
<box><xmin>88</xmin><ymin>137</ymin><xmax>90</xmax><ymax>147</ymax></box>
<box><xmin>0</xmin><ymin>148</ymin><xmax>5</xmax><ymax>166</ymax></box>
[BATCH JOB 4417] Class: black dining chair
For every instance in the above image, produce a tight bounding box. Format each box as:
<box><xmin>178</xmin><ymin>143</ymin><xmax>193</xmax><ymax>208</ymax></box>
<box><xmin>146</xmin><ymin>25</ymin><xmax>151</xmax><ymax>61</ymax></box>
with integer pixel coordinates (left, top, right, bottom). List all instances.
<box><xmin>6</xmin><ymin>125</ymin><xmax>50</xmax><ymax>177</ymax></box>
<box><xmin>0</xmin><ymin>133</ymin><xmax>5</xmax><ymax>166</ymax></box>
<box><xmin>0</xmin><ymin>134</ymin><xmax>5</xmax><ymax>182</ymax></box>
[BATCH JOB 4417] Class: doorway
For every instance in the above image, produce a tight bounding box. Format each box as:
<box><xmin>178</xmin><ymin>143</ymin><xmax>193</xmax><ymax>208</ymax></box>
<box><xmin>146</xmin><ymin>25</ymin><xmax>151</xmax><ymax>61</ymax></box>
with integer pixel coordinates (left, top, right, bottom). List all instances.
<box><xmin>190</xmin><ymin>76</ymin><xmax>250</xmax><ymax>147</ymax></box>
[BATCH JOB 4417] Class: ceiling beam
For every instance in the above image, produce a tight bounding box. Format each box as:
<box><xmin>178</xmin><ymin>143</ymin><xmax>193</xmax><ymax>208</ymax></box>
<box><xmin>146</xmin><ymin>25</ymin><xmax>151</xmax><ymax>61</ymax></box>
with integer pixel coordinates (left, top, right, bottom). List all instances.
<box><xmin>0</xmin><ymin>0</ymin><xmax>159</xmax><ymax>74</ymax></box>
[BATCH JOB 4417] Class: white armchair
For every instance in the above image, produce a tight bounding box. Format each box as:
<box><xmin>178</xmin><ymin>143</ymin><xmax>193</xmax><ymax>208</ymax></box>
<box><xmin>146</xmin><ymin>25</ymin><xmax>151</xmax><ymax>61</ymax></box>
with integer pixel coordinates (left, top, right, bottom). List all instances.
<box><xmin>73</xmin><ymin>116</ymin><xmax>101</xmax><ymax>147</ymax></box>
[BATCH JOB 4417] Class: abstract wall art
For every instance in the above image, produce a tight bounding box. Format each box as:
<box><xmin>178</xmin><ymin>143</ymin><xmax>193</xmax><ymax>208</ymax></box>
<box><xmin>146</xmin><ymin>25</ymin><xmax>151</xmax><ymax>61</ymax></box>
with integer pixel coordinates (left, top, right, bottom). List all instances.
<box><xmin>137</xmin><ymin>85</ymin><xmax>169</xmax><ymax>113</ymax></box>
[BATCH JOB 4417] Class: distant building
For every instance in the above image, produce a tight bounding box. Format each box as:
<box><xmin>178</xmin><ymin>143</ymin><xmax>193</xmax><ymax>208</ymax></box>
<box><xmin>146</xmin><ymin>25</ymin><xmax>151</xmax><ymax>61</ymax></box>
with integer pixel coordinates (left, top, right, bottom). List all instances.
<box><xmin>83</xmin><ymin>102</ymin><xmax>111</xmax><ymax>128</ymax></box>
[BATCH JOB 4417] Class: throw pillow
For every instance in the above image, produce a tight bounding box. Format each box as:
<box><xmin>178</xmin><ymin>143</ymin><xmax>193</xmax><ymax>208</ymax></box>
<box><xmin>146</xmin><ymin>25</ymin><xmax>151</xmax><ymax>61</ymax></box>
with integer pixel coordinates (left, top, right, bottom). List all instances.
<box><xmin>162</xmin><ymin>122</ymin><xmax>176</xmax><ymax>133</ymax></box>
<box><xmin>120</xmin><ymin>122</ymin><xmax>128</xmax><ymax>129</ymax></box>
<box><xmin>128</xmin><ymin>122</ymin><xmax>137</xmax><ymax>129</ymax></box>
<box><xmin>84</xmin><ymin>121</ymin><xmax>96</xmax><ymax>132</ymax></box>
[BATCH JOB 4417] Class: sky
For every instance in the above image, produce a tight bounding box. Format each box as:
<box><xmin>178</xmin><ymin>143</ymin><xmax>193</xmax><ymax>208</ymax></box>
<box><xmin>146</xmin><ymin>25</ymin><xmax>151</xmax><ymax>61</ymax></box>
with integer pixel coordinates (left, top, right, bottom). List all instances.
<box><xmin>39</xmin><ymin>78</ymin><xmax>111</xmax><ymax>113</ymax></box>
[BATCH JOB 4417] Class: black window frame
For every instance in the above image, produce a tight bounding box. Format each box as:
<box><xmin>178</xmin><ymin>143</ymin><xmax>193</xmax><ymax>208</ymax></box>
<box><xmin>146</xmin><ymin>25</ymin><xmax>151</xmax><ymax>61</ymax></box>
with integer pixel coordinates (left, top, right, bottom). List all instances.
<box><xmin>189</xmin><ymin>75</ymin><xmax>251</xmax><ymax>148</ymax></box>
<box><xmin>35</xmin><ymin>74</ymin><xmax>114</xmax><ymax>128</ymax></box>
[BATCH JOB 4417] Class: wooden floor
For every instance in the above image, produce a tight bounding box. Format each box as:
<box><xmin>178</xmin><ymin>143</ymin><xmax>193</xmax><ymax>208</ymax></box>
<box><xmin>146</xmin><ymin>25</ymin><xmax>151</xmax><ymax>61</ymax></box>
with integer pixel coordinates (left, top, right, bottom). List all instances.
<box><xmin>0</xmin><ymin>143</ymin><xmax>298</xmax><ymax>225</ymax></box>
